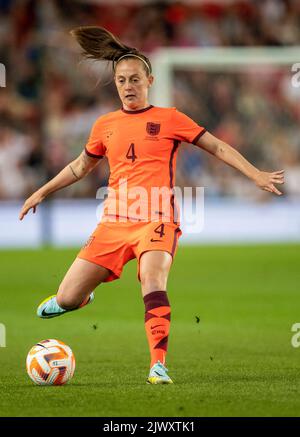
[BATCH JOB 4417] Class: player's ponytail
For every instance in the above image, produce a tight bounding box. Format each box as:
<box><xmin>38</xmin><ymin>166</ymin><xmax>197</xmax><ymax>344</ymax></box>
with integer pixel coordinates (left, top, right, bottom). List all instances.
<box><xmin>70</xmin><ymin>26</ymin><xmax>152</xmax><ymax>75</ymax></box>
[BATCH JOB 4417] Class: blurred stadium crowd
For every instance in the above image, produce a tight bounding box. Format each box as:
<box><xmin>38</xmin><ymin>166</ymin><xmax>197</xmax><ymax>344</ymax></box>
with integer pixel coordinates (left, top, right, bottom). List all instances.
<box><xmin>0</xmin><ymin>0</ymin><xmax>300</xmax><ymax>200</ymax></box>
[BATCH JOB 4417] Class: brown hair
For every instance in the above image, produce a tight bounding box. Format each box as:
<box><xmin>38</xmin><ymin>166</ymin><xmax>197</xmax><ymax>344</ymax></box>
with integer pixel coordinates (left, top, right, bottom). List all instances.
<box><xmin>70</xmin><ymin>26</ymin><xmax>152</xmax><ymax>75</ymax></box>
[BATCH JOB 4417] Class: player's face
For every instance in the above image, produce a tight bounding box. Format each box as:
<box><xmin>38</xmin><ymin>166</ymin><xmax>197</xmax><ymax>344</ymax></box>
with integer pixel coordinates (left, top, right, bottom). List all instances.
<box><xmin>114</xmin><ymin>59</ymin><xmax>154</xmax><ymax>111</ymax></box>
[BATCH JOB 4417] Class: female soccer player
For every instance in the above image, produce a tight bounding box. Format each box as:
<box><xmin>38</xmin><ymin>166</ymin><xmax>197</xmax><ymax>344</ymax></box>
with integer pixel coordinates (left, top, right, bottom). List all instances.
<box><xmin>19</xmin><ymin>26</ymin><xmax>284</xmax><ymax>384</ymax></box>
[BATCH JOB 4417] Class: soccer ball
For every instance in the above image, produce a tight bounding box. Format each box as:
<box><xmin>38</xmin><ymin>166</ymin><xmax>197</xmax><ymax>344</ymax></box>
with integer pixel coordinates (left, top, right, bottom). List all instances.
<box><xmin>26</xmin><ymin>339</ymin><xmax>75</xmax><ymax>386</ymax></box>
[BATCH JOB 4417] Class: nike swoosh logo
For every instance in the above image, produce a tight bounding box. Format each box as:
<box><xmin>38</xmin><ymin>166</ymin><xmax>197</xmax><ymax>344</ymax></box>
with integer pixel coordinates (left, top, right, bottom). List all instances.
<box><xmin>41</xmin><ymin>308</ymin><xmax>59</xmax><ymax>317</ymax></box>
<box><xmin>150</xmin><ymin>324</ymin><xmax>164</xmax><ymax>329</ymax></box>
<box><xmin>150</xmin><ymin>239</ymin><xmax>162</xmax><ymax>242</ymax></box>
<box><xmin>154</xmin><ymin>371</ymin><xmax>164</xmax><ymax>377</ymax></box>
<box><xmin>36</xmin><ymin>343</ymin><xmax>47</xmax><ymax>348</ymax></box>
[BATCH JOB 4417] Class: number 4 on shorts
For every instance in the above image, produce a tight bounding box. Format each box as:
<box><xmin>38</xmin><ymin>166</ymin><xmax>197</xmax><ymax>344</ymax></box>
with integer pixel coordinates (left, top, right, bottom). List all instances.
<box><xmin>154</xmin><ymin>224</ymin><xmax>165</xmax><ymax>238</ymax></box>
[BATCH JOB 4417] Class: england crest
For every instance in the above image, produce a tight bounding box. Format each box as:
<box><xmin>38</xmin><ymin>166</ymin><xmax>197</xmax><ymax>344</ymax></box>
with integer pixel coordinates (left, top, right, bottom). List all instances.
<box><xmin>146</xmin><ymin>122</ymin><xmax>161</xmax><ymax>136</ymax></box>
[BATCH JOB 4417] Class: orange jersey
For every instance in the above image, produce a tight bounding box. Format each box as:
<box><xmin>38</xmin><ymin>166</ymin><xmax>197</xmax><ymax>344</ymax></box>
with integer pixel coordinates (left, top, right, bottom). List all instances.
<box><xmin>85</xmin><ymin>105</ymin><xmax>206</xmax><ymax>223</ymax></box>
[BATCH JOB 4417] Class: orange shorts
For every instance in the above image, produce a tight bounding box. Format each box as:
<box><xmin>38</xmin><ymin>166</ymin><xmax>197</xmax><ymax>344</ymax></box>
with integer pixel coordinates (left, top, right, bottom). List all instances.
<box><xmin>77</xmin><ymin>220</ymin><xmax>182</xmax><ymax>282</ymax></box>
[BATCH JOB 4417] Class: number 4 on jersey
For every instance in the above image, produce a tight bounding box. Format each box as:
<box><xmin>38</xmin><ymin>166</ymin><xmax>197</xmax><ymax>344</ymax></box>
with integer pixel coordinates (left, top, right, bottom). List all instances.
<box><xmin>126</xmin><ymin>143</ymin><xmax>137</xmax><ymax>162</ymax></box>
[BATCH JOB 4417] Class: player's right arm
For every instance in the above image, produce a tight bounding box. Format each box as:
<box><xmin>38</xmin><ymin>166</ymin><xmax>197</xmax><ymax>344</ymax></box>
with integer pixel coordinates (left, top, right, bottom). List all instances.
<box><xmin>171</xmin><ymin>109</ymin><xmax>284</xmax><ymax>196</ymax></box>
<box><xmin>196</xmin><ymin>131</ymin><xmax>284</xmax><ymax>195</ymax></box>
<box><xmin>19</xmin><ymin>151</ymin><xmax>100</xmax><ymax>220</ymax></box>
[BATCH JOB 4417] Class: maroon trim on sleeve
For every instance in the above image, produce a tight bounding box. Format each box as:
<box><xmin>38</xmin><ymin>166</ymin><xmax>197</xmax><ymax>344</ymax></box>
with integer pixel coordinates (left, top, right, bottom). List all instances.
<box><xmin>191</xmin><ymin>128</ymin><xmax>207</xmax><ymax>145</ymax></box>
<box><xmin>84</xmin><ymin>147</ymin><xmax>104</xmax><ymax>159</ymax></box>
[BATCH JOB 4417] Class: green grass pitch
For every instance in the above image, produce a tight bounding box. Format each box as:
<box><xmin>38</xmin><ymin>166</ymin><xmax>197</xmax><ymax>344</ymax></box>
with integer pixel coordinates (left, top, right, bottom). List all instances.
<box><xmin>0</xmin><ymin>244</ymin><xmax>300</xmax><ymax>417</ymax></box>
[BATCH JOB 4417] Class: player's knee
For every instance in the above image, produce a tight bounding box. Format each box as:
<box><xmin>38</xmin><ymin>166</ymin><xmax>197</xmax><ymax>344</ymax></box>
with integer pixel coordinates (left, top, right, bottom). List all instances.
<box><xmin>56</xmin><ymin>290</ymin><xmax>82</xmax><ymax>310</ymax></box>
<box><xmin>140</xmin><ymin>269</ymin><xmax>167</xmax><ymax>291</ymax></box>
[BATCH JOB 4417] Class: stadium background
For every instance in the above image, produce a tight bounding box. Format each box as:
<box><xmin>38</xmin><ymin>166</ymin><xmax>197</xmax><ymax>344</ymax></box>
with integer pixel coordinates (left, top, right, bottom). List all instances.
<box><xmin>0</xmin><ymin>0</ymin><xmax>300</xmax><ymax>417</ymax></box>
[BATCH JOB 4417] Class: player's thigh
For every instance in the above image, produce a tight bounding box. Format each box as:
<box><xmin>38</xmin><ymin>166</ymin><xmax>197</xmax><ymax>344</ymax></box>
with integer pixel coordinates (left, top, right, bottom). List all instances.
<box><xmin>139</xmin><ymin>250</ymin><xmax>173</xmax><ymax>295</ymax></box>
<box><xmin>57</xmin><ymin>258</ymin><xmax>110</xmax><ymax>303</ymax></box>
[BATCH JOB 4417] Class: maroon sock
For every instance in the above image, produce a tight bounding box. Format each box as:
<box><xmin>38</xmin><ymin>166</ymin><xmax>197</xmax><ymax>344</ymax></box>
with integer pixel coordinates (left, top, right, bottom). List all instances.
<box><xmin>143</xmin><ymin>291</ymin><xmax>171</xmax><ymax>367</ymax></box>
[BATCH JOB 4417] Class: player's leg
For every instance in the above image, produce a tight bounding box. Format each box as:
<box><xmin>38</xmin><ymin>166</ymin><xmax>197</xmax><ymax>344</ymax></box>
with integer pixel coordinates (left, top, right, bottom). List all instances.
<box><xmin>38</xmin><ymin>221</ymin><xmax>133</xmax><ymax>319</ymax></box>
<box><xmin>139</xmin><ymin>250</ymin><xmax>174</xmax><ymax>384</ymax></box>
<box><xmin>140</xmin><ymin>250</ymin><xmax>172</xmax><ymax>297</ymax></box>
<box><xmin>37</xmin><ymin>258</ymin><xmax>110</xmax><ymax>318</ymax></box>
<box><xmin>57</xmin><ymin>258</ymin><xmax>110</xmax><ymax>308</ymax></box>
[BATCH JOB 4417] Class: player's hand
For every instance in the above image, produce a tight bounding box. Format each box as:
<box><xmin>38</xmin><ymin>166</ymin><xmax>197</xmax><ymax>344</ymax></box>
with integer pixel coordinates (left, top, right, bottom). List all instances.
<box><xmin>253</xmin><ymin>170</ymin><xmax>285</xmax><ymax>195</ymax></box>
<box><xmin>19</xmin><ymin>191</ymin><xmax>46</xmax><ymax>220</ymax></box>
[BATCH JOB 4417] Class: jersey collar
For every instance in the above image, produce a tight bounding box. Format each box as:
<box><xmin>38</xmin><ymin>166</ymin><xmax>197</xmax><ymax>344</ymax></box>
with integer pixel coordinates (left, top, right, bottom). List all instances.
<box><xmin>121</xmin><ymin>105</ymin><xmax>154</xmax><ymax>114</ymax></box>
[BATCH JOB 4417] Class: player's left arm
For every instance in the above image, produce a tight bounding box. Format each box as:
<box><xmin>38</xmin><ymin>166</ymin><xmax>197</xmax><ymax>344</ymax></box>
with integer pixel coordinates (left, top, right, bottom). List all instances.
<box><xmin>196</xmin><ymin>131</ymin><xmax>285</xmax><ymax>195</ymax></box>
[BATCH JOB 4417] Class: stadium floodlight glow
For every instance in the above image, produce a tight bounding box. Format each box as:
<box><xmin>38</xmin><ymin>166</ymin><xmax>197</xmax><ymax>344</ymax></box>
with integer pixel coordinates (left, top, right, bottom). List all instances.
<box><xmin>0</xmin><ymin>63</ymin><xmax>6</xmax><ymax>87</ymax></box>
<box><xmin>151</xmin><ymin>47</ymin><xmax>300</xmax><ymax>106</ymax></box>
